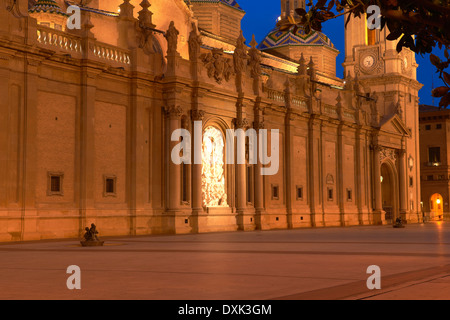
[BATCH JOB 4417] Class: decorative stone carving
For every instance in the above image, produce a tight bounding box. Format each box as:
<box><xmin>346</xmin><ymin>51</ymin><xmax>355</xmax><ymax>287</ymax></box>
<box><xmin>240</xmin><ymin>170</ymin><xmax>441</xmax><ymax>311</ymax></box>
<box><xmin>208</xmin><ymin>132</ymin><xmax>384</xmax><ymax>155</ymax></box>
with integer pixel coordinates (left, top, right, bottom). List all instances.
<box><xmin>297</xmin><ymin>53</ymin><xmax>307</xmax><ymax>76</ymax></box>
<box><xmin>233</xmin><ymin>31</ymin><xmax>247</xmax><ymax>74</ymax></box>
<box><xmin>326</xmin><ymin>174</ymin><xmax>334</xmax><ymax>185</ymax></box>
<box><xmin>355</xmin><ymin>47</ymin><xmax>384</xmax><ymax>76</ymax></box>
<box><xmin>380</xmin><ymin>147</ymin><xmax>397</xmax><ymax>164</ymax></box>
<box><xmin>200</xmin><ymin>48</ymin><xmax>234</xmax><ymax>84</ymax></box>
<box><xmin>202</xmin><ymin>127</ymin><xmax>228</xmax><ymax>207</ymax></box>
<box><xmin>188</xmin><ymin>22</ymin><xmax>202</xmax><ymax>61</ymax></box>
<box><xmin>248</xmin><ymin>35</ymin><xmax>262</xmax><ymax>80</ymax></box>
<box><xmin>235</xmin><ymin>118</ymin><xmax>249</xmax><ymax>129</ymax></box>
<box><xmin>137</xmin><ymin>0</ymin><xmax>156</xmax><ymax>54</ymax></box>
<box><xmin>119</xmin><ymin>0</ymin><xmax>134</xmax><ymax>19</ymax></box>
<box><xmin>307</xmin><ymin>56</ymin><xmax>316</xmax><ymax>80</ymax></box>
<box><xmin>165</xmin><ymin>21</ymin><xmax>179</xmax><ymax>55</ymax></box>
<box><xmin>395</xmin><ymin>101</ymin><xmax>403</xmax><ymax>117</ymax></box>
<box><xmin>166</xmin><ymin>105</ymin><xmax>183</xmax><ymax>119</ymax></box>
<box><xmin>253</xmin><ymin>120</ymin><xmax>265</xmax><ymax>130</ymax></box>
<box><xmin>248</xmin><ymin>35</ymin><xmax>262</xmax><ymax>95</ymax></box>
<box><xmin>191</xmin><ymin>109</ymin><xmax>205</xmax><ymax>121</ymax></box>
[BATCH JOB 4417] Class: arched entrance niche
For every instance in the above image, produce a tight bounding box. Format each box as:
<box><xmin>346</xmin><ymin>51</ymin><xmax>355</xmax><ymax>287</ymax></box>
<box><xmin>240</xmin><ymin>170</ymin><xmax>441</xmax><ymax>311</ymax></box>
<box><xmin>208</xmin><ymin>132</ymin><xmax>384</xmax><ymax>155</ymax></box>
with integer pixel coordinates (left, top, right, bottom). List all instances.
<box><xmin>202</xmin><ymin>126</ymin><xmax>228</xmax><ymax>207</ymax></box>
<box><xmin>430</xmin><ymin>193</ymin><xmax>444</xmax><ymax>221</ymax></box>
<box><xmin>380</xmin><ymin>160</ymin><xmax>399</xmax><ymax>222</ymax></box>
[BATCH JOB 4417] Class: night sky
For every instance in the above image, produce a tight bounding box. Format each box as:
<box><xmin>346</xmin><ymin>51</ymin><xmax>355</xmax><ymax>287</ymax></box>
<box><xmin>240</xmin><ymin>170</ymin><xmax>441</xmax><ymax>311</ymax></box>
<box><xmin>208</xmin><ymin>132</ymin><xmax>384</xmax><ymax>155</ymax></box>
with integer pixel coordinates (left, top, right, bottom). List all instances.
<box><xmin>238</xmin><ymin>0</ymin><xmax>446</xmax><ymax>107</ymax></box>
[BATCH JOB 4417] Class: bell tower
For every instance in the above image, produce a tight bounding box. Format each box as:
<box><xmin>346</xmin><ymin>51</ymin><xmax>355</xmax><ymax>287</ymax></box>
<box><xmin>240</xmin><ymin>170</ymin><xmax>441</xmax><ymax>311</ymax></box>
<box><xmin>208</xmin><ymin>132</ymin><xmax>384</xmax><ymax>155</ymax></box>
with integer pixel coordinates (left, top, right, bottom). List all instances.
<box><xmin>343</xmin><ymin>13</ymin><xmax>418</xmax><ymax>81</ymax></box>
<box><xmin>280</xmin><ymin>0</ymin><xmax>305</xmax><ymax>19</ymax></box>
<box><xmin>343</xmin><ymin>12</ymin><xmax>423</xmax><ymax>223</ymax></box>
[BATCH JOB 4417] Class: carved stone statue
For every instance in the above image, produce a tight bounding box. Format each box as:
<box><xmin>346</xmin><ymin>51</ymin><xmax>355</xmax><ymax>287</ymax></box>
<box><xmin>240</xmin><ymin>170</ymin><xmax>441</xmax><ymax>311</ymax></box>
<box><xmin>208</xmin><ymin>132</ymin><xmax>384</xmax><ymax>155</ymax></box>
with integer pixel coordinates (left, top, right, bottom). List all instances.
<box><xmin>81</xmin><ymin>223</ymin><xmax>104</xmax><ymax>246</ymax></box>
<box><xmin>233</xmin><ymin>31</ymin><xmax>247</xmax><ymax>74</ymax></box>
<box><xmin>188</xmin><ymin>22</ymin><xmax>202</xmax><ymax>61</ymax></box>
<box><xmin>247</xmin><ymin>35</ymin><xmax>262</xmax><ymax>95</ymax></box>
<box><xmin>248</xmin><ymin>35</ymin><xmax>261</xmax><ymax>80</ymax></box>
<box><xmin>165</xmin><ymin>21</ymin><xmax>179</xmax><ymax>55</ymax></box>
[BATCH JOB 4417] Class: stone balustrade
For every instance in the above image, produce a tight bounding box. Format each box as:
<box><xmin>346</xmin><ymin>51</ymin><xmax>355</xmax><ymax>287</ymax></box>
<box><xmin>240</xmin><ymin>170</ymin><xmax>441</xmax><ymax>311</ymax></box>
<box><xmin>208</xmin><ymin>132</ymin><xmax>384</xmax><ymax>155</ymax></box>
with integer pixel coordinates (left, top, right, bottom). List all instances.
<box><xmin>37</xmin><ymin>26</ymin><xmax>83</xmax><ymax>56</ymax></box>
<box><xmin>36</xmin><ymin>26</ymin><xmax>131</xmax><ymax>67</ymax></box>
<box><xmin>90</xmin><ymin>42</ymin><xmax>131</xmax><ymax>66</ymax></box>
<box><xmin>266</xmin><ymin>88</ymin><xmax>285</xmax><ymax>103</ymax></box>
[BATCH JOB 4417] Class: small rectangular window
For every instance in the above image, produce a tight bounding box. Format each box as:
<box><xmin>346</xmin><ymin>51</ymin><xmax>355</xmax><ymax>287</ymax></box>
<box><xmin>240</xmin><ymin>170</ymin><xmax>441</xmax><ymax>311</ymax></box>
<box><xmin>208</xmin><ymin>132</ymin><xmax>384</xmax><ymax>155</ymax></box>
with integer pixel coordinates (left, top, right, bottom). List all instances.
<box><xmin>425</xmin><ymin>125</ymin><xmax>431</xmax><ymax>130</ymax></box>
<box><xmin>327</xmin><ymin>188</ymin><xmax>334</xmax><ymax>201</ymax></box>
<box><xmin>347</xmin><ymin>189</ymin><xmax>352</xmax><ymax>202</ymax></box>
<box><xmin>51</xmin><ymin>176</ymin><xmax>61</xmax><ymax>192</ymax></box>
<box><xmin>409</xmin><ymin>176</ymin><xmax>413</xmax><ymax>187</ymax></box>
<box><xmin>246</xmin><ymin>166</ymin><xmax>253</xmax><ymax>204</ymax></box>
<box><xmin>47</xmin><ymin>172</ymin><xmax>64</xmax><ymax>196</ymax></box>
<box><xmin>296</xmin><ymin>186</ymin><xmax>303</xmax><ymax>200</ymax></box>
<box><xmin>272</xmin><ymin>184</ymin><xmax>279</xmax><ymax>200</ymax></box>
<box><xmin>437</xmin><ymin>124</ymin><xmax>442</xmax><ymax>129</ymax></box>
<box><xmin>429</xmin><ymin>147</ymin><xmax>441</xmax><ymax>163</ymax></box>
<box><xmin>182</xmin><ymin>164</ymin><xmax>188</xmax><ymax>203</ymax></box>
<box><xmin>103</xmin><ymin>175</ymin><xmax>117</xmax><ymax>197</ymax></box>
<box><xmin>427</xmin><ymin>175</ymin><xmax>434</xmax><ymax>181</ymax></box>
<box><xmin>106</xmin><ymin>179</ymin><xmax>115</xmax><ymax>193</ymax></box>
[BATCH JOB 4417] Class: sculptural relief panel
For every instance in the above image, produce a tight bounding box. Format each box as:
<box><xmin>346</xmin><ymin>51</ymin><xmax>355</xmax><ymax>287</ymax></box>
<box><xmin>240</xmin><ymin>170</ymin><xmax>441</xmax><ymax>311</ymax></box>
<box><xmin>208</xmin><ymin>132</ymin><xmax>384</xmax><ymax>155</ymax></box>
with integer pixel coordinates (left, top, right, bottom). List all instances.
<box><xmin>202</xmin><ymin>126</ymin><xmax>228</xmax><ymax>207</ymax></box>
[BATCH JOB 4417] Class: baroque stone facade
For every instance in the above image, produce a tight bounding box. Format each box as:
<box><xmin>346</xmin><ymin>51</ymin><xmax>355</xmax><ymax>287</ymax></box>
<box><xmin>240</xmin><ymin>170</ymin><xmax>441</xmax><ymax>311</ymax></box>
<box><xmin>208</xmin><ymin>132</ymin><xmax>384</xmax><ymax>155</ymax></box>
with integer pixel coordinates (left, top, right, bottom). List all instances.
<box><xmin>0</xmin><ymin>0</ymin><xmax>422</xmax><ymax>241</ymax></box>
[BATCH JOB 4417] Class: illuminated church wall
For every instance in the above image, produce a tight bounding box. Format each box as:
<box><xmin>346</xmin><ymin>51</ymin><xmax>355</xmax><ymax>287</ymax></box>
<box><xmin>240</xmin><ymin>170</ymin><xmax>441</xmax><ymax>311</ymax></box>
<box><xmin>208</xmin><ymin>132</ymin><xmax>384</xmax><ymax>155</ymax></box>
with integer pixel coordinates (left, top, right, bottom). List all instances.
<box><xmin>0</xmin><ymin>0</ymin><xmax>423</xmax><ymax>241</ymax></box>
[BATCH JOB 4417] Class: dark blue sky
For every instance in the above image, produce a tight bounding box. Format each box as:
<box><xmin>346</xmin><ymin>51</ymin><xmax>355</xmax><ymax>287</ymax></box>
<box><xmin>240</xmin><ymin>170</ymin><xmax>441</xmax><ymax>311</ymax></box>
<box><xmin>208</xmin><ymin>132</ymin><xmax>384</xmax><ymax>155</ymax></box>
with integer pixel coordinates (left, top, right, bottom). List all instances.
<box><xmin>238</xmin><ymin>0</ymin><xmax>445</xmax><ymax>106</ymax></box>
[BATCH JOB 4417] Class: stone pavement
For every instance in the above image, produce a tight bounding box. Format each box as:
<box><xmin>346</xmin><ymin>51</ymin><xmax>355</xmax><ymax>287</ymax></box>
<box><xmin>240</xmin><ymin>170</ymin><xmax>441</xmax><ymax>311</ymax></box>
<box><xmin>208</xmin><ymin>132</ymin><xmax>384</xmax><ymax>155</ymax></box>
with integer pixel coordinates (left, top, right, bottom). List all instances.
<box><xmin>0</xmin><ymin>221</ymin><xmax>449</xmax><ymax>300</ymax></box>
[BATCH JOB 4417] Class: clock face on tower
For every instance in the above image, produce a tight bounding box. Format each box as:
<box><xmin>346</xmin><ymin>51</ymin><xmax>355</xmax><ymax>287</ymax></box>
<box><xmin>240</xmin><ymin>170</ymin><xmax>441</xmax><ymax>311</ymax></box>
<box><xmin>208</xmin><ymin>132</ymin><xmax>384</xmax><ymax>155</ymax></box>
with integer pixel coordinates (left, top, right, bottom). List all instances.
<box><xmin>358</xmin><ymin>52</ymin><xmax>379</xmax><ymax>74</ymax></box>
<box><xmin>363</xmin><ymin>55</ymin><xmax>374</xmax><ymax>68</ymax></box>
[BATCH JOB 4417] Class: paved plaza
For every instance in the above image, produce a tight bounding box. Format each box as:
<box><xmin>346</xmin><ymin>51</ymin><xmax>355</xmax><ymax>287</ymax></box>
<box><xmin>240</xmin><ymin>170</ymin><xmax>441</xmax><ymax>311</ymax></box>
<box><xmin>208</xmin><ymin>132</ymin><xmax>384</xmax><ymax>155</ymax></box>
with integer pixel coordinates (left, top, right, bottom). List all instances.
<box><xmin>0</xmin><ymin>222</ymin><xmax>450</xmax><ymax>300</ymax></box>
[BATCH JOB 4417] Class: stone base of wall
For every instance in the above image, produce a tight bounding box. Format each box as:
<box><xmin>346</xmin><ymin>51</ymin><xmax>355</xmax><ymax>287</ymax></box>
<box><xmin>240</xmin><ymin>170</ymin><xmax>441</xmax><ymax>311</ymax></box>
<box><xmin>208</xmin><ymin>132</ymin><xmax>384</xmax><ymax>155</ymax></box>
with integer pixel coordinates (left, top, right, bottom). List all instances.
<box><xmin>0</xmin><ymin>209</ymin><xmax>425</xmax><ymax>242</ymax></box>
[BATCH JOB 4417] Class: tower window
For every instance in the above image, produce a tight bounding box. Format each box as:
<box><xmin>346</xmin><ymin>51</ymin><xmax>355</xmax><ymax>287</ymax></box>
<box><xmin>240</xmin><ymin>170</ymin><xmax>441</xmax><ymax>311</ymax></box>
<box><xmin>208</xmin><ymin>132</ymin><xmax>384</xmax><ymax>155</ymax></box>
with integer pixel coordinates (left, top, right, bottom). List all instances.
<box><xmin>436</xmin><ymin>124</ymin><xmax>442</xmax><ymax>130</ymax></box>
<box><xmin>425</xmin><ymin>125</ymin><xmax>431</xmax><ymax>130</ymax></box>
<box><xmin>428</xmin><ymin>147</ymin><xmax>440</xmax><ymax>163</ymax></box>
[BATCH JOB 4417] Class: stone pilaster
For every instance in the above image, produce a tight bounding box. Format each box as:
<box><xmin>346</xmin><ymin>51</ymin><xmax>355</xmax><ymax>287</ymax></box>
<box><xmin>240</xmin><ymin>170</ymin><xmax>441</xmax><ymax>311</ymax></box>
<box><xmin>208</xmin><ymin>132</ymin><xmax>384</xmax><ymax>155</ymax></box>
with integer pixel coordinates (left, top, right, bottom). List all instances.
<box><xmin>356</xmin><ymin>128</ymin><xmax>370</xmax><ymax>224</ymax></box>
<box><xmin>398</xmin><ymin>147</ymin><xmax>407</xmax><ymax>219</ymax></box>
<box><xmin>372</xmin><ymin>145</ymin><xmax>384</xmax><ymax>224</ymax></box>
<box><xmin>309</xmin><ymin>117</ymin><xmax>323</xmax><ymax>227</ymax></box>
<box><xmin>253</xmin><ymin>99</ymin><xmax>267</xmax><ymax>230</ymax></box>
<box><xmin>190</xmin><ymin>109</ymin><xmax>204</xmax><ymax>225</ymax></box>
<box><xmin>234</xmin><ymin>101</ymin><xmax>251</xmax><ymax>230</ymax></box>
<box><xmin>166</xmin><ymin>105</ymin><xmax>183</xmax><ymax>212</ymax></box>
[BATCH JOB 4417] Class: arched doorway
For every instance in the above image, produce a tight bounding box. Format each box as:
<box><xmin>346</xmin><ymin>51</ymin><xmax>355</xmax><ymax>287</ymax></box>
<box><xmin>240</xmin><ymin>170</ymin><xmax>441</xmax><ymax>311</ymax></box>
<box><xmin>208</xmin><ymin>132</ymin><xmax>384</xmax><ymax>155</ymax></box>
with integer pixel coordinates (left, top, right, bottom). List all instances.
<box><xmin>430</xmin><ymin>193</ymin><xmax>444</xmax><ymax>221</ymax></box>
<box><xmin>381</xmin><ymin>162</ymin><xmax>398</xmax><ymax>222</ymax></box>
<box><xmin>201</xmin><ymin>126</ymin><xmax>228</xmax><ymax>208</ymax></box>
